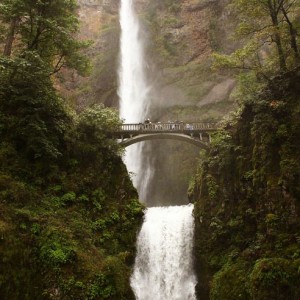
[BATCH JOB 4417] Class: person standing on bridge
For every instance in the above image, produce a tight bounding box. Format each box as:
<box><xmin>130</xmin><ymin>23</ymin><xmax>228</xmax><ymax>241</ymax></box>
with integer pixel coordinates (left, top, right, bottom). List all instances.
<box><xmin>144</xmin><ymin>118</ymin><xmax>151</xmax><ymax>129</ymax></box>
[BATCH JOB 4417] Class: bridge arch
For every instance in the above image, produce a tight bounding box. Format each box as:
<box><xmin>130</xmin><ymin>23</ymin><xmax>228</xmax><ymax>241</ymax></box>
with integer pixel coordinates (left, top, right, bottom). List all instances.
<box><xmin>119</xmin><ymin>133</ymin><xmax>209</xmax><ymax>149</ymax></box>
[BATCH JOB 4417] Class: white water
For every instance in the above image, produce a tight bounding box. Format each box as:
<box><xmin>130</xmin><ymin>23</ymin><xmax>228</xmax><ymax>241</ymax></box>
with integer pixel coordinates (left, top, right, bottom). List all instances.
<box><xmin>118</xmin><ymin>0</ymin><xmax>152</xmax><ymax>201</ymax></box>
<box><xmin>131</xmin><ymin>205</ymin><xmax>197</xmax><ymax>300</ymax></box>
<box><xmin>118</xmin><ymin>1</ymin><xmax>197</xmax><ymax>299</ymax></box>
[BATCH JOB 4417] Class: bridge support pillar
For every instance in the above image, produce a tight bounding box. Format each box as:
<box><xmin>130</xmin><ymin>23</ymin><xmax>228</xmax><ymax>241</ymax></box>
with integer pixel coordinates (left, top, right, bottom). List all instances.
<box><xmin>199</xmin><ymin>133</ymin><xmax>203</xmax><ymax>141</ymax></box>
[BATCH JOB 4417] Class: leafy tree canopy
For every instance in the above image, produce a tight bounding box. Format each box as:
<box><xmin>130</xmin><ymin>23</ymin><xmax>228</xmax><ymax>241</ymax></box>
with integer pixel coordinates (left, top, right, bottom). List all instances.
<box><xmin>0</xmin><ymin>0</ymin><xmax>91</xmax><ymax>75</ymax></box>
<box><xmin>0</xmin><ymin>1</ymin><xmax>93</xmax><ymax>174</ymax></box>
<box><xmin>213</xmin><ymin>0</ymin><xmax>300</xmax><ymax>78</ymax></box>
<box><xmin>74</xmin><ymin>104</ymin><xmax>123</xmax><ymax>159</ymax></box>
<box><xmin>0</xmin><ymin>51</ymin><xmax>72</xmax><ymax>168</ymax></box>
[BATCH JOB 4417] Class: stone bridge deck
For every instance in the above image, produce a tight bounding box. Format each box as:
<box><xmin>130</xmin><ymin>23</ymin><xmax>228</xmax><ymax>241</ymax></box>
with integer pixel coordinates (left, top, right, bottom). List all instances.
<box><xmin>108</xmin><ymin>122</ymin><xmax>220</xmax><ymax>148</ymax></box>
<box><xmin>115</xmin><ymin>122</ymin><xmax>218</xmax><ymax>137</ymax></box>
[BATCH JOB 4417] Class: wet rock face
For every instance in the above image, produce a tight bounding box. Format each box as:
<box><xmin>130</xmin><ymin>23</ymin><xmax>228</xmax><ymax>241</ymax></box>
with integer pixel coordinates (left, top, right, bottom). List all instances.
<box><xmin>67</xmin><ymin>0</ymin><xmax>236</xmax><ymax>111</ymax></box>
<box><xmin>170</xmin><ymin>0</ymin><xmax>213</xmax><ymax>65</ymax></box>
<box><xmin>57</xmin><ymin>0</ymin><xmax>121</xmax><ymax>109</ymax></box>
<box><xmin>77</xmin><ymin>0</ymin><xmax>119</xmax><ymax>40</ymax></box>
<box><xmin>58</xmin><ymin>0</ymin><xmax>237</xmax><ymax>206</ymax></box>
<box><xmin>77</xmin><ymin>0</ymin><xmax>119</xmax><ymax>11</ymax></box>
<box><xmin>137</xmin><ymin>0</ymin><xmax>237</xmax><ymax>112</ymax></box>
<box><xmin>141</xmin><ymin>0</ymin><xmax>212</xmax><ymax>67</ymax></box>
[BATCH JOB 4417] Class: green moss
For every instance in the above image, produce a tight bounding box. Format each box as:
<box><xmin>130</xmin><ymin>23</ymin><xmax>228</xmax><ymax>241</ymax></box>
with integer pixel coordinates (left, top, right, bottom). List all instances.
<box><xmin>191</xmin><ymin>69</ymin><xmax>300</xmax><ymax>298</ymax></box>
<box><xmin>0</xmin><ymin>105</ymin><xmax>144</xmax><ymax>299</ymax></box>
<box><xmin>250</xmin><ymin>258</ymin><xmax>299</xmax><ymax>300</ymax></box>
<box><xmin>210</xmin><ymin>261</ymin><xmax>251</xmax><ymax>300</ymax></box>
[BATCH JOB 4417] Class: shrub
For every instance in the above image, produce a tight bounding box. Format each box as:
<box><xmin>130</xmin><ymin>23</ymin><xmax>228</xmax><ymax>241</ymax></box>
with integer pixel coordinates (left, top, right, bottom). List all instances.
<box><xmin>250</xmin><ymin>258</ymin><xmax>298</xmax><ymax>300</ymax></box>
<box><xmin>210</xmin><ymin>262</ymin><xmax>251</xmax><ymax>300</ymax></box>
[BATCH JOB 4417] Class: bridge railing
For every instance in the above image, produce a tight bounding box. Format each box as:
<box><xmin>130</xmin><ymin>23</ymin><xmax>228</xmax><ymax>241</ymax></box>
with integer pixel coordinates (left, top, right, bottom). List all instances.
<box><xmin>118</xmin><ymin>122</ymin><xmax>218</xmax><ymax>132</ymax></box>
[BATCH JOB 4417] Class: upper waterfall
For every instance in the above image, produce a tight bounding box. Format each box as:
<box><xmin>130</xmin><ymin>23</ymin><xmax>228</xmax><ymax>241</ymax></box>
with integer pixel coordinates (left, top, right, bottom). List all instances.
<box><xmin>118</xmin><ymin>0</ymin><xmax>152</xmax><ymax>202</ymax></box>
<box><xmin>118</xmin><ymin>0</ymin><xmax>150</xmax><ymax>122</ymax></box>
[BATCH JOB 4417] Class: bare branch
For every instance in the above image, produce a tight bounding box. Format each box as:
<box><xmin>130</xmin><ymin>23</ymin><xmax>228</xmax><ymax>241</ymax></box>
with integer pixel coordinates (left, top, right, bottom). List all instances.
<box><xmin>51</xmin><ymin>54</ymin><xmax>65</xmax><ymax>74</ymax></box>
<box><xmin>276</xmin><ymin>0</ymin><xmax>285</xmax><ymax>15</ymax></box>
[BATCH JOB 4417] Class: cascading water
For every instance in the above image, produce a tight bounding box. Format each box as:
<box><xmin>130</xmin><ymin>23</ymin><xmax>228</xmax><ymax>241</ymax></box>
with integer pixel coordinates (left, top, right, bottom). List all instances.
<box><xmin>118</xmin><ymin>1</ymin><xmax>197</xmax><ymax>299</ymax></box>
<box><xmin>131</xmin><ymin>205</ymin><xmax>197</xmax><ymax>300</ymax></box>
<box><xmin>118</xmin><ymin>0</ymin><xmax>152</xmax><ymax>201</ymax></box>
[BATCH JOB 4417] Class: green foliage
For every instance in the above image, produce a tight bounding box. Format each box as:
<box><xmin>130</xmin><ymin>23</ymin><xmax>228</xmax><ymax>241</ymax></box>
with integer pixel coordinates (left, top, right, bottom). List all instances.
<box><xmin>0</xmin><ymin>2</ymin><xmax>142</xmax><ymax>300</ymax></box>
<box><xmin>206</xmin><ymin>175</ymin><xmax>219</xmax><ymax>201</ymax></box>
<box><xmin>0</xmin><ymin>174</ymin><xmax>36</xmax><ymax>203</ymax></box>
<box><xmin>73</xmin><ymin>104</ymin><xmax>122</xmax><ymax>161</ymax></box>
<box><xmin>40</xmin><ymin>240</ymin><xmax>76</xmax><ymax>267</ymax></box>
<box><xmin>210</xmin><ymin>258</ymin><xmax>300</xmax><ymax>300</ymax></box>
<box><xmin>0</xmin><ymin>0</ymin><xmax>91</xmax><ymax>75</ymax></box>
<box><xmin>0</xmin><ymin>53</ymin><xmax>72</xmax><ymax>168</ymax></box>
<box><xmin>87</xmin><ymin>272</ymin><xmax>117</xmax><ymax>299</ymax></box>
<box><xmin>210</xmin><ymin>262</ymin><xmax>251</xmax><ymax>300</ymax></box>
<box><xmin>85</xmin><ymin>255</ymin><xmax>133</xmax><ymax>300</ymax></box>
<box><xmin>125</xmin><ymin>198</ymin><xmax>144</xmax><ymax>217</ymax></box>
<box><xmin>192</xmin><ymin>63</ymin><xmax>300</xmax><ymax>298</ymax></box>
<box><xmin>60</xmin><ymin>192</ymin><xmax>76</xmax><ymax>204</ymax></box>
<box><xmin>250</xmin><ymin>258</ymin><xmax>299</xmax><ymax>300</ymax></box>
<box><xmin>0</xmin><ymin>157</ymin><xmax>143</xmax><ymax>299</ymax></box>
<box><xmin>78</xmin><ymin>103</ymin><xmax>121</xmax><ymax>134</ymax></box>
<box><xmin>265</xmin><ymin>213</ymin><xmax>279</xmax><ymax>226</ymax></box>
<box><xmin>212</xmin><ymin>0</ymin><xmax>300</xmax><ymax>76</ymax></box>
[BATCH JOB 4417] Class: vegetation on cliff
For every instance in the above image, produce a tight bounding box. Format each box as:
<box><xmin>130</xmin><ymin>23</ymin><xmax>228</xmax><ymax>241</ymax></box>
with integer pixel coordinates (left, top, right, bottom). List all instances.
<box><xmin>191</xmin><ymin>69</ymin><xmax>300</xmax><ymax>299</ymax></box>
<box><xmin>0</xmin><ymin>1</ymin><xmax>143</xmax><ymax>299</ymax></box>
<box><xmin>190</xmin><ymin>1</ymin><xmax>300</xmax><ymax>299</ymax></box>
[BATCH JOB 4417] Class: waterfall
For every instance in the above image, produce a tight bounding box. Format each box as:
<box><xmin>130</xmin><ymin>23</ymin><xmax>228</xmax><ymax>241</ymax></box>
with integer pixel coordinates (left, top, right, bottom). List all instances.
<box><xmin>118</xmin><ymin>0</ymin><xmax>152</xmax><ymax>201</ymax></box>
<box><xmin>131</xmin><ymin>204</ymin><xmax>197</xmax><ymax>300</ymax></box>
<box><xmin>118</xmin><ymin>1</ymin><xmax>197</xmax><ymax>299</ymax></box>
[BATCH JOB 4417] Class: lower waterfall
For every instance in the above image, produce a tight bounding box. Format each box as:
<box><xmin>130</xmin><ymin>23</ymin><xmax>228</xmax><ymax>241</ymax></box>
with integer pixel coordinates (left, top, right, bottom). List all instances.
<box><xmin>131</xmin><ymin>204</ymin><xmax>197</xmax><ymax>300</ymax></box>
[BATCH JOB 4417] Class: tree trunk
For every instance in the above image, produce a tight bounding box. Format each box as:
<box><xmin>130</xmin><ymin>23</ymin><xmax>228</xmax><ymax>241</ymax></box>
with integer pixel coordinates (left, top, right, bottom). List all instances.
<box><xmin>3</xmin><ymin>17</ymin><xmax>19</xmax><ymax>56</ymax></box>
<box><xmin>274</xmin><ymin>31</ymin><xmax>287</xmax><ymax>71</ymax></box>
<box><xmin>267</xmin><ymin>0</ymin><xmax>287</xmax><ymax>71</ymax></box>
<box><xmin>282</xmin><ymin>6</ymin><xmax>299</xmax><ymax>63</ymax></box>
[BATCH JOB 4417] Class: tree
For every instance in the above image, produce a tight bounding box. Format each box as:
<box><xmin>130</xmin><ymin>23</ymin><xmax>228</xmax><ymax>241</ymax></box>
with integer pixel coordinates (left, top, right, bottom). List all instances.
<box><xmin>213</xmin><ymin>0</ymin><xmax>300</xmax><ymax>77</ymax></box>
<box><xmin>280</xmin><ymin>0</ymin><xmax>300</xmax><ymax>62</ymax></box>
<box><xmin>0</xmin><ymin>0</ymin><xmax>91</xmax><ymax>75</ymax></box>
<box><xmin>77</xmin><ymin>103</ymin><xmax>122</xmax><ymax>153</ymax></box>
<box><xmin>0</xmin><ymin>52</ymin><xmax>72</xmax><ymax>164</ymax></box>
<box><xmin>0</xmin><ymin>0</ymin><xmax>92</xmax><ymax>169</ymax></box>
<box><xmin>68</xmin><ymin>104</ymin><xmax>123</xmax><ymax>169</ymax></box>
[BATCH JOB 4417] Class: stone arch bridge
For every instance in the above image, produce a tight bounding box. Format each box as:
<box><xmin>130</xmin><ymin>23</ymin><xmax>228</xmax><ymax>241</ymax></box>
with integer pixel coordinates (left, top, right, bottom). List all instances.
<box><xmin>108</xmin><ymin>122</ymin><xmax>220</xmax><ymax>149</ymax></box>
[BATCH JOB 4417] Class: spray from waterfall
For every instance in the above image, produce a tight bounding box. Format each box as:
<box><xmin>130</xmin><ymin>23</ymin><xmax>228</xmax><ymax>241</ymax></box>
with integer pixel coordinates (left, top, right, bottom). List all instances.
<box><xmin>118</xmin><ymin>0</ymin><xmax>152</xmax><ymax>202</ymax></box>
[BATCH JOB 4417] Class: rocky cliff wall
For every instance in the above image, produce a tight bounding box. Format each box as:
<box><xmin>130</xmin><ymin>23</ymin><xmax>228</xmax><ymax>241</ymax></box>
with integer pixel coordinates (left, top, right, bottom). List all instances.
<box><xmin>62</xmin><ymin>0</ymin><xmax>238</xmax><ymax>205</ymax></box>
<box><xmin>64</xmin><ymin>0</ymin><xmax>237</xmax><ymax>112</ymax></box>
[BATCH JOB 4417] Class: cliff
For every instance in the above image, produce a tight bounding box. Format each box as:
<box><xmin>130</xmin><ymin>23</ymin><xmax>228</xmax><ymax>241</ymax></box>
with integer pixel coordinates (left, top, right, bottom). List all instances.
<box><xmin>189</xmin><ymin>68</ymin><xmax>300</xmax><ymax>299</ymax></box>
<box><xmin>69</xmin><ymin>0</ymin><xmax>237</xmax><ymax>113</ymax></box>
<box><xmin>0</xmin><ymin>16</ymin><xmax>143</xmax><ymax>295</ymax></box>
<box><xmin>0</xmin><ymin>104</ymin><xmax>144</xmax><ymax>298</ymax></box>
<box><xmin>56</xmin><ymin>0</ymin><xmax>239</xmax><ymax>205</ymax></box>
